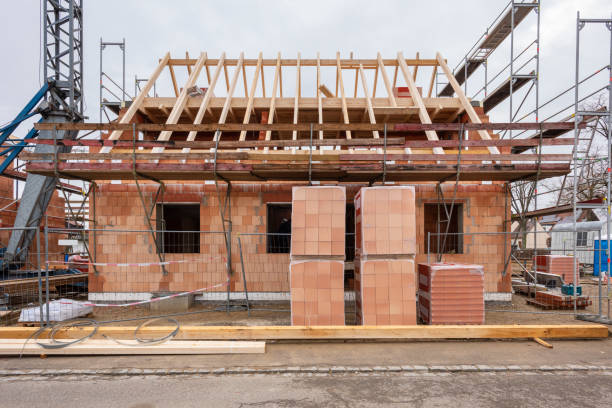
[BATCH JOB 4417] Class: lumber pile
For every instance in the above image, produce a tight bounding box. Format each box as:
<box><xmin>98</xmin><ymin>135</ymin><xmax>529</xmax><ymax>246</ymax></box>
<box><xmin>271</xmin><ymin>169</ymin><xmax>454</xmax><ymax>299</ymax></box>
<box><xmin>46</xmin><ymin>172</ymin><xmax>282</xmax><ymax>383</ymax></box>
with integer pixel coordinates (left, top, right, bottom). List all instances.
<box><xmin>0</xmin><ymin>339</ymin><xmax>265</xmax><ymax>355</ymax></box>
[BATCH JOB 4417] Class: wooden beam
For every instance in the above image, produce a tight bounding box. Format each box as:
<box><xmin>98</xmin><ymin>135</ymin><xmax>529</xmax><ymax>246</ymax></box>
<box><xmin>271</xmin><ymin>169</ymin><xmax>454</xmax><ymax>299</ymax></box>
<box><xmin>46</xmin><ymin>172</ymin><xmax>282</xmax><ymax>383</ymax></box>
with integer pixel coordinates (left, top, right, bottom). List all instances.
<box><xmin>168</xmin><ymin>62</ymin><xmax>180</xmax><ymax>97</ymax></box>
<box><xmin>239</xmin><ymin>53</ymin><xmax>263</xmax><ymax>141</ymax></box>
<box><xmin>377</xmin><ymin>53</ymin><xmax>397</xmax><ymax>107</ymax></box>
<box><xmin>358</xmin><ymin>64</ymin><xmax>379</xmax><ymax>139</ymax></box>
<box><xmin>336</xmin><ymin>52</ymin><xmax>351</xmax><ymax>140</ymax></box>
<box><xmin>436</xmin><ymin>52</ymin><xmax>500</xmax><ymax>154</ymax></box>
<box><xmin>265</xmin><ymin>53</ymin><xmax>282</xmax><ymax>141</ymax></box>
<box><xmin>0</xmin><ymin>339</ymin><xmax>265</xmax><ymax>355</ymax></box>
<box><xmin>100</xmin><ymin>52</ymin><xmax>170</xmax><ymax>153</ymax></box>
<box><xmin>397</xmin><ymin>52</ymin><xmax>444</xmax><ymax>155</ymax></box>
<box><xmin>215</xmin><ymin>52</ymin><xmax>244</xmax><ymax>142</ymax></box>
<box><xmin>155</xmin><ymin>52</ymin><xmax>207</xmax><ymax>144</ymax></box>
<box><xmin>372</xmin><ymin>63</ymin><xmax>379</xmax><ymax>98</ymax></box>
<box><xmin>413</xmin><ymin>52</ymin><xmax>420</xmax><ymax>80</ymax></box>
<box><xmin>317</xmin><ymin>53</ymin><xmax>323</xmax><ymax>140</ymax></box>
<box><xmin>292</xmin><ymin>53</ymin><xmax>301</xmax><ymax>144</ymax></box>
<box><xmin>533</xmin><ymin>337</ymin><xmax>553</xmax><ymax>348</ymax></box>
<box><xmin>428</xmin><ymin>65</ymin><xmax>437</xmax><ymax>98</ymax></box>
<box><xmin>179</xmin><ymin>53</ymin><xmax>226</xmax><ymax>154</ymax></box>
<box><xmin>1</xmin><ymin>325</ymin><xmax>607</xmax><ymax>340</ymax></box>
<box><xmin>27</xmin><ymin>137</ymin><xmax>578</xmax><ymax>149</ymax></box>
<box><xmin>318</xmin><ymin>85</ymin><xmax>334</xmax><ymax>97</ymax></box>
<box><xmin>185</xmin><ymin>51</ymin><xmax>192</xmax><ymax>75</ymax></box>
<box><xmin>36</xmin><ymin>122</ymin><xmax>579</xmax><ymax>133</ymax></box>
<box><xmin>167</xmin><ymin>58</ymin><xmax>440</xmax><ymax>67</ymax></box>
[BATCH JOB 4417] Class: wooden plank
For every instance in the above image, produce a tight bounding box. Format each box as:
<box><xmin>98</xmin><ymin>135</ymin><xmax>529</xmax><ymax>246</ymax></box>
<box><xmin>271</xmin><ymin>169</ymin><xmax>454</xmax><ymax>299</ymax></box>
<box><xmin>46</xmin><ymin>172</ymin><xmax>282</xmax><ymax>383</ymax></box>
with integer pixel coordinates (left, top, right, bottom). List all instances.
<box><xmin>292</xmin><ymin>52</ymin><xmax>301</xmax><ymax>144</ymax></box>
<box><xmin>215</xmin><ymin>52</ymin><xmax>244</xmax><ymax>142</ymax></box>
<box><xmin>436</xmin><ymin>52</ymin><xmax>500</xmax><ymax>154</ymax></box>
<box><xmin>155</xmin><ymin>52</ymin><xmax>207</xmax><ymax>144</ymax></box>
<box><xmin>25</xmin><ymin>137</ymin><xmax>407</xmax><ymax>149</ymax></box>
<box><xmin>377</xmin><ymin>53</ymin><xmax>397</xmax><ymax>107</ymax></box>
<box><xmin>318</xmin><ymin>84</ymin><xmax>334</xmax><ymax>97</ymax></box>
<box><xmin>180</xmin><ymin>53</ymin><xmax>226</xmax><ymax>154</ymax></box>
<box><xmin>100</xmin><ymin>52</ymin><xmax>170</xmax><ymax>153</ymax></box>
<box><xmin>167</xmin><ymin>58</ymin><xmax>440</xmax><ymax>67</ymax></box>
<box><xmin>0</xmin><ymin>339</ymin><xmax>265</xmax><ymax>355</ymax></box>
<box><xmin>317</xmin><ymin>53</ymin><xmax>323</xmax><ymax>140</ymax></box>
<box><xmin>34</xmin><ymin>122</ymin><xmax>580</xmax><ymax>132</ymax></box>
<box><xmin>168</xmin><ymin>63</ymin><xmax>180</xmax><ymax>97</ymax></box>
<box><xmin>428</xmin><ymin>66</ymin><xmax>437</xmax><ymax>98</ymax></box>
<box><xmin>265</xmin><ymin>53</ymin><xmax>282</xmax><ymax>141</ymax></box>
<box><xmin>0</xmin><ymin>325</ymin><xmax>607</xmax><ymax>341</ymax></box>
<box><xmin>336</xmin><ymin>52</ymin><xmax>351</xmax><ymax>139</ymax></box>
<box><xmin>239</xmin><ymin>52</ymin><xmax>263</xmax><ymax>141</ymax></box>
<box><xmin>358</xmin><ymin>64</ymin><xmax>379</xmax><ymax>139</ymax></box>
<box><xmin>27</xmin><ymin>151</ymin><xmax>570</xmax><ymax>164</ymax></box>
<box><xmin>397</xmin><ymin>52</ymin><xmax>443</xmax><ymax>155</ymax></box>
<box><xmin>533</xmin><ymin>337</ymin><xmax>553</xmax><ymax>348</ymax></box>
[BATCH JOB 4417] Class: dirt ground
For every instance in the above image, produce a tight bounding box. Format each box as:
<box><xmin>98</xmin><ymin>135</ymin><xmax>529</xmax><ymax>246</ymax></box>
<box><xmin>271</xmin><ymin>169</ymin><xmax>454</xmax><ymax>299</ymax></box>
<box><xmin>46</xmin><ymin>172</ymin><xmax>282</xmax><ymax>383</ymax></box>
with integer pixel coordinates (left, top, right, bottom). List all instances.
<box><xmin>84</xmin><ymin>277</ymin><xmax>611</xmax><ymax>327</ymax></box>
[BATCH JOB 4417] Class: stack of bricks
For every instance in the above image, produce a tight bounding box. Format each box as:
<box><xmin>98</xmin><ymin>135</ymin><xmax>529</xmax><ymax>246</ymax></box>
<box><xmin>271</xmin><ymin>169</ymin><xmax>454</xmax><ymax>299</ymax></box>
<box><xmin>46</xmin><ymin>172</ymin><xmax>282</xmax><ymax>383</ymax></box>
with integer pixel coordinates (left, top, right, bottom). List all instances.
<box><xmin>534</xmin><ymin>291</ymin><xmax>591</xmax><ymax>309</ymax></box>
<box><xmin>290</xmin><ymin>186</ymin><xmax>346</xmax><ymax>325</ymax></box>
<box><xmin>417</xmin><ymin>263</ymin><xmax>485</xmax><ymax>325</ymax></box>
<box><xmin>534</xmin><ymin>255</ymin><xmax>580</xmax><ymax>286</ymax></box>
<box><xmin>353</xmin><ymin>186</ymin><xmax>417</xmax><ymax>325</ymax></box>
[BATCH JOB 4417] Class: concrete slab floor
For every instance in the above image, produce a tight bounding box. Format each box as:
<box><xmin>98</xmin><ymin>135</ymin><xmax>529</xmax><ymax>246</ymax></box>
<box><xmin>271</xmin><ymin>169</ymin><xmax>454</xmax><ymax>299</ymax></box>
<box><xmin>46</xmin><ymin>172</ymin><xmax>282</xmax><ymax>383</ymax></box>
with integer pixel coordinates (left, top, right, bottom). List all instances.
<box><xmin>1</xmin><ymin>371</ymin><xmax>611</xmax><ymax>408</ymax></box>
<box><xmin>0</xmin><ymin>338</ymin><xmax>610</xmax><ymax>371</ymax></box>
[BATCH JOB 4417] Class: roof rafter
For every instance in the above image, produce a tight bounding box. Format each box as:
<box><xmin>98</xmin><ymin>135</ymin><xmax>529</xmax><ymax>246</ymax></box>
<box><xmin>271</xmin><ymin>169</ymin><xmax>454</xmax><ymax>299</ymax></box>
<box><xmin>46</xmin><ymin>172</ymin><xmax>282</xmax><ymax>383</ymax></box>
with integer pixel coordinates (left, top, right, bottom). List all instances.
<box><xmin>436</xmin><ymin>52</ymin><xmax>500</xmax><ymax>154</ymax></box>
<box><xmin>397</xmin><ymin>52</ymin><xmax>443</xmax><ymax>155</ymax></box>
<box><xmin>239</xmin><ymin>52</ymin><xmax>263</xmax><ymax>141</ymax></box>
<box><xmin>100</xmin><ymin>52</ymin><xmax>170</xmax><ymax>153</ymax></box>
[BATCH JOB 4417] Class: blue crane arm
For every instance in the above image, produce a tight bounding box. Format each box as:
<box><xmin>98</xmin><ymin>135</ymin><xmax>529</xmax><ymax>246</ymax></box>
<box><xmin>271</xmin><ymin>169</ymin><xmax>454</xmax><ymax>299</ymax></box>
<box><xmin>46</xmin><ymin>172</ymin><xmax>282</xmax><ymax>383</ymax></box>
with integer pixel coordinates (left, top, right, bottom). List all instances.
<box><xmin>0</xmin><ymin>82</ymin><xmax>49</xmax><ymax>145</ymax></box>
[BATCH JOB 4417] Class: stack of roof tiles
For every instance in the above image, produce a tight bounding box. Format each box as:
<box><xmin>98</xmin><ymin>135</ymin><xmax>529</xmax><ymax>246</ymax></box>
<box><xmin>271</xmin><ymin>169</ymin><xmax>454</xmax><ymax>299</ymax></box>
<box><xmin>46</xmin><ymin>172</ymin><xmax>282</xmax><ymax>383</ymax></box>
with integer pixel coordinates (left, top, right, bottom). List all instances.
<box><xmin>290</xmin><ymin>186</ymin><xmax>345</xmax><ymax>325</ymax></box>
<box><xmin>417</xmin><ymin>263</ymin><xmax>485</xmax><ymax>325</ymax></box>
<box><xmin>533</xmin><ymin>255</ymin><xmax>580</xmax><ymax>286</ymax></box>
<box><xmin>354</xmin><ymin>186</ymin><xmax>417</xmax><ymax>325</ymax></box>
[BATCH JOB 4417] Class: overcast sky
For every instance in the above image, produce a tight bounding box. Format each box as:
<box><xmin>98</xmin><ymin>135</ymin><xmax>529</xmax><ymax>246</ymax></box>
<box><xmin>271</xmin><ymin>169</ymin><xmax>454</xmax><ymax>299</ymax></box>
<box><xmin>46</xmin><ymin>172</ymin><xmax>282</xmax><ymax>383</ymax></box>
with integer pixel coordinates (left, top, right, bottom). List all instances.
<box><xmin>1</xmin><ymin>0</ymin><xmax>610</xmax><ymax>126</ymax></box>
<box><xmin>0</xmin><ymin>1</ymin><xmax>610</xmax><ymax>206</ymax></box>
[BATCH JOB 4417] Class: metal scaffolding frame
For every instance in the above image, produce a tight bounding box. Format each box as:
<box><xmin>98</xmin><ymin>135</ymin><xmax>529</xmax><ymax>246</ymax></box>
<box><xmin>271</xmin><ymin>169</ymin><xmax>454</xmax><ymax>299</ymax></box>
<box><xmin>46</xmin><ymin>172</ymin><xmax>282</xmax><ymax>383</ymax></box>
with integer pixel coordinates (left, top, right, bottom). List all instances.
<box><xmin>99</xmin><ymin>38</ymin><xmax>129</xmax><ymax>123</ymax></box>
<box><xmin>572</xmin><ymin>12</ymin><xmax>612</xmax><ymax>322</ymax></box>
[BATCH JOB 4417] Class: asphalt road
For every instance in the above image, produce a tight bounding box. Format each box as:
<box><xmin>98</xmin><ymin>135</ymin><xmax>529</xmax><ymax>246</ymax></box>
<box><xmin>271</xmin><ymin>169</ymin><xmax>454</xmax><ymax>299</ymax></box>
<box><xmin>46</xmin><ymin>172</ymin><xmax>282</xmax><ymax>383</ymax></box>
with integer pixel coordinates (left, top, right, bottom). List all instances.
<box><xmin>1</xmin><ymin>371</ymin><xmax>611</xmax><ymax>408</ymax></box>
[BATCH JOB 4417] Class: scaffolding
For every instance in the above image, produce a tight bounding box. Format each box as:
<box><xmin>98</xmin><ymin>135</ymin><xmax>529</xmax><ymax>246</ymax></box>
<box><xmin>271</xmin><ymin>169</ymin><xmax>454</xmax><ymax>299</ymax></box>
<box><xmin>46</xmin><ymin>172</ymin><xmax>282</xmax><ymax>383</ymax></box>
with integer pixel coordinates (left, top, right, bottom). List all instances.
<box><xmin>572</xmin><ymin>12</ymin><xmax>612</xmax><ymax>322</ymax></box>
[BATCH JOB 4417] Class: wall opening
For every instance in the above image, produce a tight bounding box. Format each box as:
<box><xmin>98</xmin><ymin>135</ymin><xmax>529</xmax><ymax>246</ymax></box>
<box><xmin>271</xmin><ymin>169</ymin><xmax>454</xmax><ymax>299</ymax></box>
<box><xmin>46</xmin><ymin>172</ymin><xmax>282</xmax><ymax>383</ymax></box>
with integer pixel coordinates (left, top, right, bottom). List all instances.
<box><xmin>156</xmin><ymin>203</ymin><xmax>200</xmax><ymax>254</ymax></box>
<box><xmin>267</xmin><ymin>203</ymin><xmax>291</xmax><ymax>253</ymax></box>
<box><xmin>423</xmin><ymin>203</ymin><xmax>463</xmax><ymax>254</ymax></box>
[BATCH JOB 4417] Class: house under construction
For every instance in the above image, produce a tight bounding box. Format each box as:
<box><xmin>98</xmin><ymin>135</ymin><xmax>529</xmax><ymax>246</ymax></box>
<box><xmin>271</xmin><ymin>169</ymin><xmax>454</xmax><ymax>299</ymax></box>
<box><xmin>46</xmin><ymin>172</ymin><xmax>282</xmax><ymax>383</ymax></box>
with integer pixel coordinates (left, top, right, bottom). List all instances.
<box><xmin>24</xmin><ymin>51</ymin><xmax>572</xmax><ymax>306</ymax></box>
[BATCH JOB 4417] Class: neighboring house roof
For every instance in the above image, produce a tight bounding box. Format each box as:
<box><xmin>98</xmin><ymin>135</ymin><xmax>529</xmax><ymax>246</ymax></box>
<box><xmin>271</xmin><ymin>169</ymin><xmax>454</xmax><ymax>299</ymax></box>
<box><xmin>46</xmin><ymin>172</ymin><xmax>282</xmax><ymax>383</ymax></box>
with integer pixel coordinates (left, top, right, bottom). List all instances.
<box><xmin>551</xmin><ymin>220</ymin><xmax>605</xmax><ymax>232</ymax></box>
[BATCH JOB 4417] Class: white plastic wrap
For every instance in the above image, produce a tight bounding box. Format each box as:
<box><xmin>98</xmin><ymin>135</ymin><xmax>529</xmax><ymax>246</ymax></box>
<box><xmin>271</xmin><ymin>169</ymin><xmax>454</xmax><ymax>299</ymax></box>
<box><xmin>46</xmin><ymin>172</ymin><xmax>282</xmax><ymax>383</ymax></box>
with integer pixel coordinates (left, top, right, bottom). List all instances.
<box><xmin>18</xmin><ymin>299</ymin><xmax>93</xmax><ymax>323</ymax></box>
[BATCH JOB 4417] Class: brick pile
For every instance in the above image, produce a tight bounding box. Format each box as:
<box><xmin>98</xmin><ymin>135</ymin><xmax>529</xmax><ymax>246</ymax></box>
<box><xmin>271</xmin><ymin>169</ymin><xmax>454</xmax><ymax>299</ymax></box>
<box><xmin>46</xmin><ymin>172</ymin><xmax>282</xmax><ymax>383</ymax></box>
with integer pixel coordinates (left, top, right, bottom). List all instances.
<box><xmin>417</xmin><ymin>263</ymin><xmax>485</xmax><ymax>325</ymax></box>
<box><xmin>290</xmin><ymin>186</ymin><xmax>346</xmax><ymax>325</ymax></box>
<box><xmin>354</xmin><ymin>186</ymin><xmax>417</xmax><ymax>325</ymax></box>
<box><xmin>533</xmin><ymin>291</ymin><xmax>591</xmax><ymax>309</ymax></box>
<box><xmin>533</xmin><ymin>255</ymin><xmax>580</xmax><ymax>286</ymax></box>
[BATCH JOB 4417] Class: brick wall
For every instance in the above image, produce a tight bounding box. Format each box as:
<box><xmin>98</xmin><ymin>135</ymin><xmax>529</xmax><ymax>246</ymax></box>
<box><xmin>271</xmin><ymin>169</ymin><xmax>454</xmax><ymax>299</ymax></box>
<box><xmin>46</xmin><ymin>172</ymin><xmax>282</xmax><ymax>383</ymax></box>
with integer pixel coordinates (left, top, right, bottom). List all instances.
<box><xmin>91</xmin><ymin>182</ymin><xmax>511</xmax><ymax>295</ymax></box>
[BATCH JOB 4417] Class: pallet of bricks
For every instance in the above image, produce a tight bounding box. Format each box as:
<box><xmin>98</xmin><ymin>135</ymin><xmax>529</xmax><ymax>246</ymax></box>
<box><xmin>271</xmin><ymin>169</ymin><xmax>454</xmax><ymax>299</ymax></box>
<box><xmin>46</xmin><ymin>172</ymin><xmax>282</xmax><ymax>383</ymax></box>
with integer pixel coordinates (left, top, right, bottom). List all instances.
<box><xmin>417</xmin><ymin>263</ymin><xmax>485</xmax><ymax>324</ymax></box>
<box><xmin>353</xmin><ymin>186</ymin><xmax>417</xmax><ymax>325</ymax></box>
<box><xmin>530</xmin><ymin>255</ymin><xmax>590</xmax><ymax>309</ymax></box>
<box><xmin>290</xmin><ymin>186</ymin><xmax>345</xmax><ymax>325</ymax></box>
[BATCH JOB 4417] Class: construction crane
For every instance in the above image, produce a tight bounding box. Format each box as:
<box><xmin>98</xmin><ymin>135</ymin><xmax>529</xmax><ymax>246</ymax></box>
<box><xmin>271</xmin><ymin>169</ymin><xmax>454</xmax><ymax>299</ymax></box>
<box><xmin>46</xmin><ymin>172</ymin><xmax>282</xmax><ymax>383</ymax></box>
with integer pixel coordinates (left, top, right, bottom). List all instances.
<box><xmin>2</xmin><ymin>1</ymin><xmax>83</xmax><ymax>266</ymax></box>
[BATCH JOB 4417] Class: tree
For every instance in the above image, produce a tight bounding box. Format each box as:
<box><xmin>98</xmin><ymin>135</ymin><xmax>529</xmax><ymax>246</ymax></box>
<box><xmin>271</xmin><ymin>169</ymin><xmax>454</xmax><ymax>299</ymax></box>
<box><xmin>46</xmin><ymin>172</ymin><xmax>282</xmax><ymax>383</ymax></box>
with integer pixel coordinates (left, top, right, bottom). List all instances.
<box><xmin>545</xmin><ymin>94</ymin><xmax>610</xmax><ymax>206</ymax></box>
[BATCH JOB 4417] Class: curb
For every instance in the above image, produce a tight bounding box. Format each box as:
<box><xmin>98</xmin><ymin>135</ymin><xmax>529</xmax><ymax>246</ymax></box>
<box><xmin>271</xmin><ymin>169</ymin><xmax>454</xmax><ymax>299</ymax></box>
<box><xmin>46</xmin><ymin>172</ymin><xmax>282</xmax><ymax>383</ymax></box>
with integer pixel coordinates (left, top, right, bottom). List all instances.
<box><xmin>0</xmin><ymin>364</ymin><xmax>610</xmax><ymax>378</ymax></box>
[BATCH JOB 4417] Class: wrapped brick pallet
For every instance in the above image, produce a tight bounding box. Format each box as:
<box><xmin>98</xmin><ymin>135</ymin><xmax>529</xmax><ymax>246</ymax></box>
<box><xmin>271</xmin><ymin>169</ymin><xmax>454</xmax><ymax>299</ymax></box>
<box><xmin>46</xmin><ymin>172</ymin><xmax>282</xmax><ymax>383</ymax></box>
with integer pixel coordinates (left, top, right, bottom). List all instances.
<box><xmin>353</xmin><ymin>186</ymin><xmax>417</xmax><ymax>325</ymax></box>
<box><xmin>290</xmin><ymin>186</ymin><xmax>346</xmax><ymax>325</ymax></box>
<box><xmin>418</xmin><ymin>263</ymin><xmax>485</xmax><ymax>325</ymax></box>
